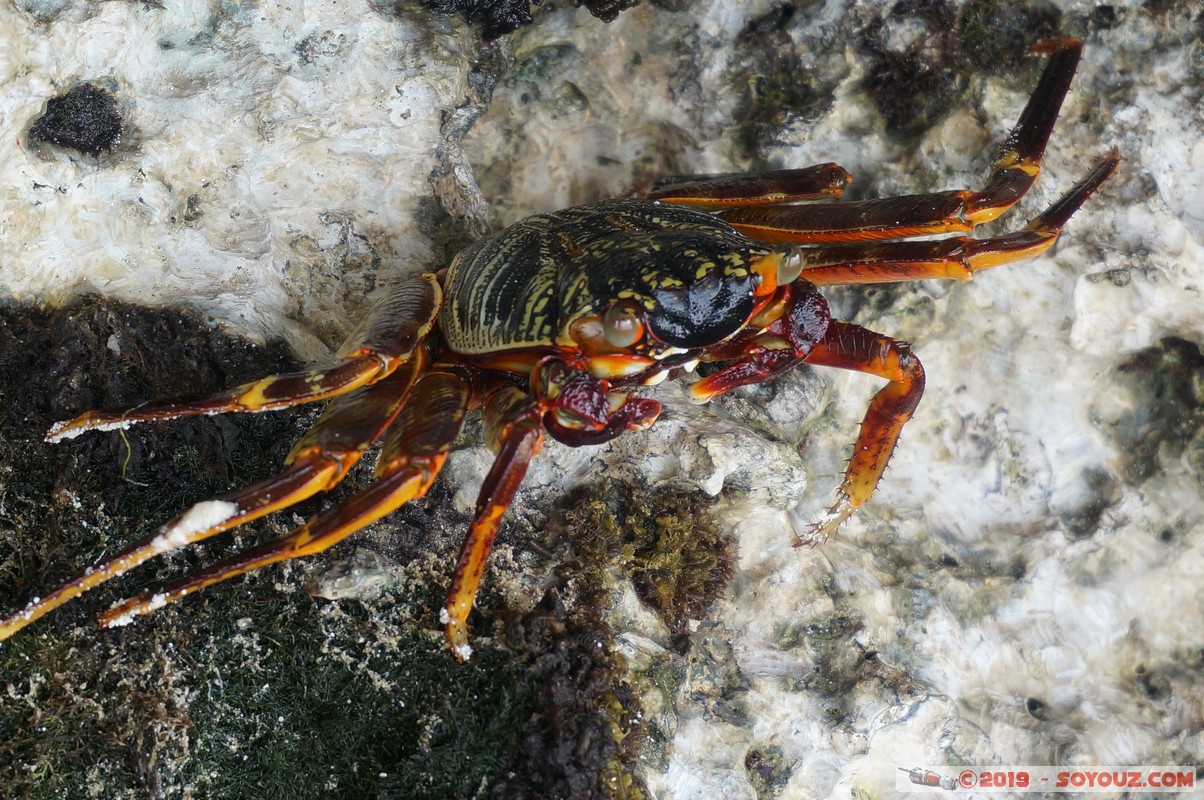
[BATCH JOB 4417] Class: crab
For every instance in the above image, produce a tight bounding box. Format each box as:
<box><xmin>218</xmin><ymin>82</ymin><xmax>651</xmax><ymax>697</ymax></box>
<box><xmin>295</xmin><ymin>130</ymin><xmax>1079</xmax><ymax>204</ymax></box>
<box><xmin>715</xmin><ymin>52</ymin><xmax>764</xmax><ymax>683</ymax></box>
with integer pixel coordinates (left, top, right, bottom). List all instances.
<box><xmin>0</xmin><ymin>38</ymin><xmax>1116</xmax><ymax>661</ymax></box>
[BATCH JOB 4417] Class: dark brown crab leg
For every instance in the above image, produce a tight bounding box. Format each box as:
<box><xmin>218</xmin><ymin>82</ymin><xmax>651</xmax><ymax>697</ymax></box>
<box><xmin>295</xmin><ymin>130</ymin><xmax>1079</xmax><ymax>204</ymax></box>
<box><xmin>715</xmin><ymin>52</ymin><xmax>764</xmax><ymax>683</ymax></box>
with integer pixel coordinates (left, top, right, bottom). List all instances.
<box><xmin>715</xmin><ymin>38</ymin><xmax>1084</xmax><ymax>243</ymax></box>
<box><xmin>0</xmin><ymin>276</ymin><xmax>441</xmax><ymax>642</ymax></box>
<box><xmin>798</xmin><ymin>153</ymin><xmax>1119</xmax><ymax>285</ymax></box>
<box><xmin>46</xmin><ymin>274</ymin><xmax>442</xmax><ymax>442</ymax></box>
<box><xmin>633</xmin><ymin>162</ymin><xmax>852</xmax><ymax>208</ymax></box>
<box><xmin>96</xmin><ymin>370</ymin><xmax>472</xmax><ymax>629</ymax></box>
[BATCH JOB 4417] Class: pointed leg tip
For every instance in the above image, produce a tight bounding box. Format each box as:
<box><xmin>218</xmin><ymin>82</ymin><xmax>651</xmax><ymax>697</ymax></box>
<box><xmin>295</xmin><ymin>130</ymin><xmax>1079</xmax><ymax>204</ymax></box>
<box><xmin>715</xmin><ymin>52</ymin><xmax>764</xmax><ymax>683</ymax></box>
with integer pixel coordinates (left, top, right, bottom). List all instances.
<box><xmin>97</xmin><ymin>599</ymin><xmax>139</xmax><ymax>629</ymax></box>
<box><xmin>45</xmin><ymin>413</ymin><xmax>134</xmax><ymax>443</ymax></box>
<box><xmin>1097</xmin><ymin>149</ymin><xmax>1123</xmax><ymax>177</ymax></box>
<box><xmin>442</xmin><ymin>610</ymin><xmax>474</xmax><ymax>663</ymax></box>
<box><xmin>0</xmin><ymin>607</ymin><xmax>35</xmax><ymax>642</ymax></box>
<box><xmin>96</xmin><ymin>590</ymin><xmax>168</xmax><ymax>629</ymax></box>
<box><xmin>795</xmin><ymin>494</ymin><xmax>856</xmax><ymax>547</ymax></box>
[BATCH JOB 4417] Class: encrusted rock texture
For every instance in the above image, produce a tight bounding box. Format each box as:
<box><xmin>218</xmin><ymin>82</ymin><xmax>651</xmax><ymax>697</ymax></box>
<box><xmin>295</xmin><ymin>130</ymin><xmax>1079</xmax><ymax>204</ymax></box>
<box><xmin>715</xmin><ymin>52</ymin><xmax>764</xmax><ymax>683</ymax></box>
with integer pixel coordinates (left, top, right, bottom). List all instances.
<box><xmin>1</xmin><ymin>0</ymin><xmax>1201</xmax><ymax>798</ymax></box>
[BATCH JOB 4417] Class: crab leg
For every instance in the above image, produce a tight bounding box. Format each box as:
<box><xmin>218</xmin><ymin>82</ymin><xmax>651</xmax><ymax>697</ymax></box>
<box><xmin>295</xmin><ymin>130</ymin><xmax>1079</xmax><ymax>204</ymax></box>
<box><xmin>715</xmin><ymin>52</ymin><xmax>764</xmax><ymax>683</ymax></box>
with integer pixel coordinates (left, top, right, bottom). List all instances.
<box><xmin>46</xmin><ymin>274</ymin><xmax>442</xmax><ymax>442</ymax></box>
<box><xmin>799</xmin><ymin>153</ymin><xmax>1119</xmax><ymax>285</ymax></box>
<box><xmin>95</xmin><ymin>370</ymin><xmax>471</xmax><ymax>629</ymax></box>
<box><xmin>715</xmin><ymin>38</ymin><xmax>1083</xmax><ymax>243</ymax></box>
<box><xmin>634</xmin><ymin>163</ymin><xmax>852</xmax><ymax>208</ymax></box>
<box><xmin>0</xmin><ymin>357</ymin><xmax>426</xmax><ymax>641</ymax></box>
<box><xmin>686</xmin><ymin>315</ymin><xmax>924</xmax><ymax>540</ymax></box>
<box><xmin>443</xmin><ymin>385</ymin><xmax>544</xmax><ymax>662</ymax></box>
<box><xmin>801</xmin><ymin>322</ymin><xmax>926</xmax><ymax>543</ymax></box>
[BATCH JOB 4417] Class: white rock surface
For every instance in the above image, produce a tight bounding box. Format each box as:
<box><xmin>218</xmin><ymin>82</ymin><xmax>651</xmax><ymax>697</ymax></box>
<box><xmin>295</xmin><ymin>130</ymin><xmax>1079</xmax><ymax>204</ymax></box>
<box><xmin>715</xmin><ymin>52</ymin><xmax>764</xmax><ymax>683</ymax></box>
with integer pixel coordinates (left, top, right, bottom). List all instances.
<box><xmin>1</xmin><ymin>0</ymin><xmax>472</xmax><ymax>360</ymax></box>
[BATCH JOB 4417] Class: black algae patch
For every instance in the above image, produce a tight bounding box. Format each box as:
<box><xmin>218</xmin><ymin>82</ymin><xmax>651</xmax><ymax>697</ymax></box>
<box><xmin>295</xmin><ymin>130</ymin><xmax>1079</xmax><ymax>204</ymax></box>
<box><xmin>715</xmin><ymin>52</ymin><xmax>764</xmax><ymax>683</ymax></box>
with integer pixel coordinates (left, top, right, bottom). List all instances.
<box><xmin>1110</xmin><ymin>337</ymin><xmax>1204</xmax><ymax>486</ymax></box>
<box><xmin>496</xmin><ymin>593</ymin><xmax>648</xmax><ymax>800</ymax></box>
<box><xmin>857</xmin><ymin>1</ymin><xmax>1063</xmax><ymax>139</ymax></box>
<box><xmin>28</xmin><ymin>83</ymin><xmax>123</xmax><ymax>158</ymax></box>
<box><xmin>733</xmin><ymin>5</ymin><xmax>839</xmax><ymax>157</ymax></box>
<box><xmin>414</xmin><ymin>0</ymin><xmax>639</xmax><ymax>39</ymax></box>
<box><xmin>0</xmin><ymin>296</ymin><xmax>301</xmax><ymax>545</ymax></box>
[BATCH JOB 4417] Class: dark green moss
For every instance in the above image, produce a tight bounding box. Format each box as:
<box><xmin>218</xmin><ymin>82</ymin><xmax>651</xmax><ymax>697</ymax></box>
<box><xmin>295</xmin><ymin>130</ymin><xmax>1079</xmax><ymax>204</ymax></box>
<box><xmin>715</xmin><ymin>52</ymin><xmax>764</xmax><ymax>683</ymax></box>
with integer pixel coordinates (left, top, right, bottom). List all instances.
<box><xmin>481</xmin><ymin>480</ymin><xmax>732</xmax><ymax>799</ymax></box>
<box><xmin>408</xmin><ymin>0</ymin><xmax>639</xmax><ymax>40</ymax></box>
<box><xmin>0</xmin><ymin>296</ymin><xmax>305</xmax><ymax>613</ymax></box>
<box><xmin>625</xmin><ymin>491</ymin><xmax>734</xmax><ymax>643</ymax></box>
<box><xmin>177</xmin><ymin>596</ymin><xmax>531</xmax><ymax>800</ymax></box>
<box><xmin>479</xmin><ymin>478</ymin><xmax>735</xmax><ymax>799</ymax></box>
<box><xmin>0</xmin><ymin>296</ymin><xmax>317</xmax><ymax>798</ymax></box>
<box><xmin>857</xmin><ymin>1</ymin><xmax>964</xmax><ymax>138</ymax></box>
<box><xmin>495</xmin><ymin>593</ymin><xmax>647</xmax><ymax>800</ymax></box>
<box><xmin>744</xmin><ymin>745</ymin><xmax>790</xmax><ymax>799</ymax></box>
<box><xmin>789</xmin><ymin>607</ymin><xmax>873</xmax><ymax>706</ymax></box>
<box><xmin>957</xmin><ymin>0</ymin><xmax>1063</xmax><ymax>75</ymax></box>
<box><xmin>559</xmin><ymin>482</ymin><xmax>735</xmax><ymax>645</ymax></box>
<box><xmin>856</xmin><ymin>0</ymin><xmax>1066</xmax><ymax>139</ymax></box>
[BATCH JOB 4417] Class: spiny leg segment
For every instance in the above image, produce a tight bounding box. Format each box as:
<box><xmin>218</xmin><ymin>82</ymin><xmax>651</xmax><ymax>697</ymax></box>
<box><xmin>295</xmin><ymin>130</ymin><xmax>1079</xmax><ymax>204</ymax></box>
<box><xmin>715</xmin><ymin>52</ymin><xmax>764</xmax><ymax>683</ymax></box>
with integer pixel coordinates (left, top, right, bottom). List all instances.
<box><xmin>441</xmin><ymin>385</ymin><xmax>544</xmax><ymax>662</ymax></box>
<box><xmin>798</xmin><ymin>323</ymin><xmax>926</xmax><ymax>543</ymax></box>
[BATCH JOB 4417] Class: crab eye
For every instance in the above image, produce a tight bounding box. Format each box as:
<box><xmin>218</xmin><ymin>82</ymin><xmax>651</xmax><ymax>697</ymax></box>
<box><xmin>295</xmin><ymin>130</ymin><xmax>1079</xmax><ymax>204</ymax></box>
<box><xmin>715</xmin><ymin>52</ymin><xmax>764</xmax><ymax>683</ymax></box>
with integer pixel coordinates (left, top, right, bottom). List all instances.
<box><xmin>776</xmin><ymin>248</ymin><xmax>804</xmax><ymax>285</ymax></box>
<box><xmin>602</xmin><ymin>303</ymin><xmax>645</xmax><ymax>348</ymax></box>
<box><xmin>753</xmin><ymin>248</ymin><xmax>805</xmax><ymax>292</ymax></box>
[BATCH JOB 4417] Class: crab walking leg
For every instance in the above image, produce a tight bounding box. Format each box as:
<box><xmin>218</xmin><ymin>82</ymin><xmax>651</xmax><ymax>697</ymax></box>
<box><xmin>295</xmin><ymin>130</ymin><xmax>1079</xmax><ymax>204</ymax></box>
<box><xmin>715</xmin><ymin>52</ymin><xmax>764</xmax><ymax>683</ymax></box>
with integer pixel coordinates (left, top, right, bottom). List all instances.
<box><xmin>715</xmin><ymin>38</ymin><xmax>1084</xmax><ymax>244</ymax></box>
<box><xmin>443</xmin><ymin>386</ymin><xmax>545</xmax><ymax>662</ymax></box>
<box><xmin>0</xmin><ymin>357</ymin><xmax>425</xmax><ymax>642</ymax></box>
<box><xmin>799</xmin><ymin>154</ymin><xmax>1120</xmax><ymax>285</ymax></box>
<box><xmin>800</xmin><ymin>322</ymin><xmax>926</xmax><ymax>543</ymax></box>
<box><xmin>633</xmin><ymin>163</ymin><xmax>852</xmax><ymax>208</ymax></box>
<box><xmin>96</xmin><ymin>370</ymin><xmax>472</xmax><ymax>628</ymax></box>
<box><xmin>46</xmin><ymin>274</ymin><xmax>442</xmax><ymax>442</ymax></box>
